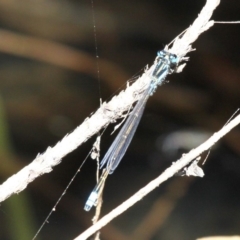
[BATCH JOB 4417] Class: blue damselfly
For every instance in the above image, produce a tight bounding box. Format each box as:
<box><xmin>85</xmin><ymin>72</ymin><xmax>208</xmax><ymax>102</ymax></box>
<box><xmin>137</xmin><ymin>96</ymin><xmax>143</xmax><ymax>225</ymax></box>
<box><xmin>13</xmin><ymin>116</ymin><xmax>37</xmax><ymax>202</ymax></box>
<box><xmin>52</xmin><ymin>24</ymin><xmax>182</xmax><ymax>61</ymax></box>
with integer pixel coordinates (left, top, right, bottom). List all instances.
<box><xmin>84</xmin><ymin>50</ymin><xmax>179</xmax><ymax>211</ymax></box>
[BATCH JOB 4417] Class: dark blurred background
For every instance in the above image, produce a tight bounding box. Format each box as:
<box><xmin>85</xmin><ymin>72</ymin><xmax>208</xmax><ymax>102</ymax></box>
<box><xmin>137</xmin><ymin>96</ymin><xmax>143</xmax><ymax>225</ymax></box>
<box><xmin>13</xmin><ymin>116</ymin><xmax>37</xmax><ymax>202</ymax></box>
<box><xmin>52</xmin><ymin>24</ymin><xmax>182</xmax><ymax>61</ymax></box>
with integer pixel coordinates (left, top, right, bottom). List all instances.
<box><xmin>0</xmin><ymin>0</ymin><xmax>240</xmax><ymax>240</ymax></box>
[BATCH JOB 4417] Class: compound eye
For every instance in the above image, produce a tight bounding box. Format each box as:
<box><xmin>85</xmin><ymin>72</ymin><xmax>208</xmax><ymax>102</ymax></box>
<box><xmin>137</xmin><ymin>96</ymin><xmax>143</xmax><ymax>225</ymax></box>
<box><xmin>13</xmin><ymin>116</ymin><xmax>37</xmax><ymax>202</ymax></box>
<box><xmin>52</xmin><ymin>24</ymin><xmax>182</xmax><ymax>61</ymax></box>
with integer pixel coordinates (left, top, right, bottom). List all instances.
<box><xmin>169</xmin><ymin>54</ymin><xmax>179</xmax><ymax>65</ymax></box>
<box><xmin>157</xmin><ymin>50</ymin><xmax>166</xmax><ymax>58</ymax></box>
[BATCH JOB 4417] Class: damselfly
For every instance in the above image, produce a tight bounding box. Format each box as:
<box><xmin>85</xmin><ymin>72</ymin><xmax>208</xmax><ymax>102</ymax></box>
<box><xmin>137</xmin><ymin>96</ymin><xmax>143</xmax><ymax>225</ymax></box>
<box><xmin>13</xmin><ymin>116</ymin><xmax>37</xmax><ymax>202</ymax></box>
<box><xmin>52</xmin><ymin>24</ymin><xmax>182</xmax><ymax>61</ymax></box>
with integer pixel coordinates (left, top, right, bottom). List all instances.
<box><xmin>84</xmin><ymin>50</ymin><xmax>179</xmax><ymax>211</ymax></box>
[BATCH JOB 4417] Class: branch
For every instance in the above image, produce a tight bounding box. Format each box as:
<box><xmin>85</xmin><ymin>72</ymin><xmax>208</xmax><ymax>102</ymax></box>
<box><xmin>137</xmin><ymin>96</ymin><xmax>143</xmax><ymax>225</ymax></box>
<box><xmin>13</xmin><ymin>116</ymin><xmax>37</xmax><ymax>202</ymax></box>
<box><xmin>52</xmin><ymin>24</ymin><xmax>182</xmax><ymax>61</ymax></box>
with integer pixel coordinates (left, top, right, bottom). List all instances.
<box><xmin>0</xmin><ymin>0</ymin><xmax>219</xmax><ymax>202</ymax></box>
<box><xmin>74</xmin><ymin>113</ymin><xmax>240</xmax><ymax>240</ymax></box>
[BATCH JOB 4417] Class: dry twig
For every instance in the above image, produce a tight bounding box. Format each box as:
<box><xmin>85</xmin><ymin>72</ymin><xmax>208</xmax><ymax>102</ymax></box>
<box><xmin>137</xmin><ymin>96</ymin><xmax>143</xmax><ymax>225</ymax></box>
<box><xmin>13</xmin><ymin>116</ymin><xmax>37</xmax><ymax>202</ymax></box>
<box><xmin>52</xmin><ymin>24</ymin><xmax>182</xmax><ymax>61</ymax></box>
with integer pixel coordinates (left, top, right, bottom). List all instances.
<box><xmin>0</xmin><ymin>0</ymin><xmax>220</xmax><ymax>211</ymax></box>
<box><xmin>75</xmin><ymin>113</ymin><xmax>240</xmax><ymax>239</ymax></box>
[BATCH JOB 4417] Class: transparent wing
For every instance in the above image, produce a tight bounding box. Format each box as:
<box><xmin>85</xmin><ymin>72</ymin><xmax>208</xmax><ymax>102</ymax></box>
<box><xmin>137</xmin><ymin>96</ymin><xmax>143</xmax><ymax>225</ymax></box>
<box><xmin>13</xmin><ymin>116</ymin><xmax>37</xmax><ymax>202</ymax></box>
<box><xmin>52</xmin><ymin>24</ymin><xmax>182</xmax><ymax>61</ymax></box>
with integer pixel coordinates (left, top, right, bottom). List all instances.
<box><xmin>100</xmin><ymin>86</ymin><xmax>151</xmax><ymax>174</ymax></box>
<box><xmin>84</xmin><ymin>50</ymin><xmax>179</xmax><ymax>211</ymax></box>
